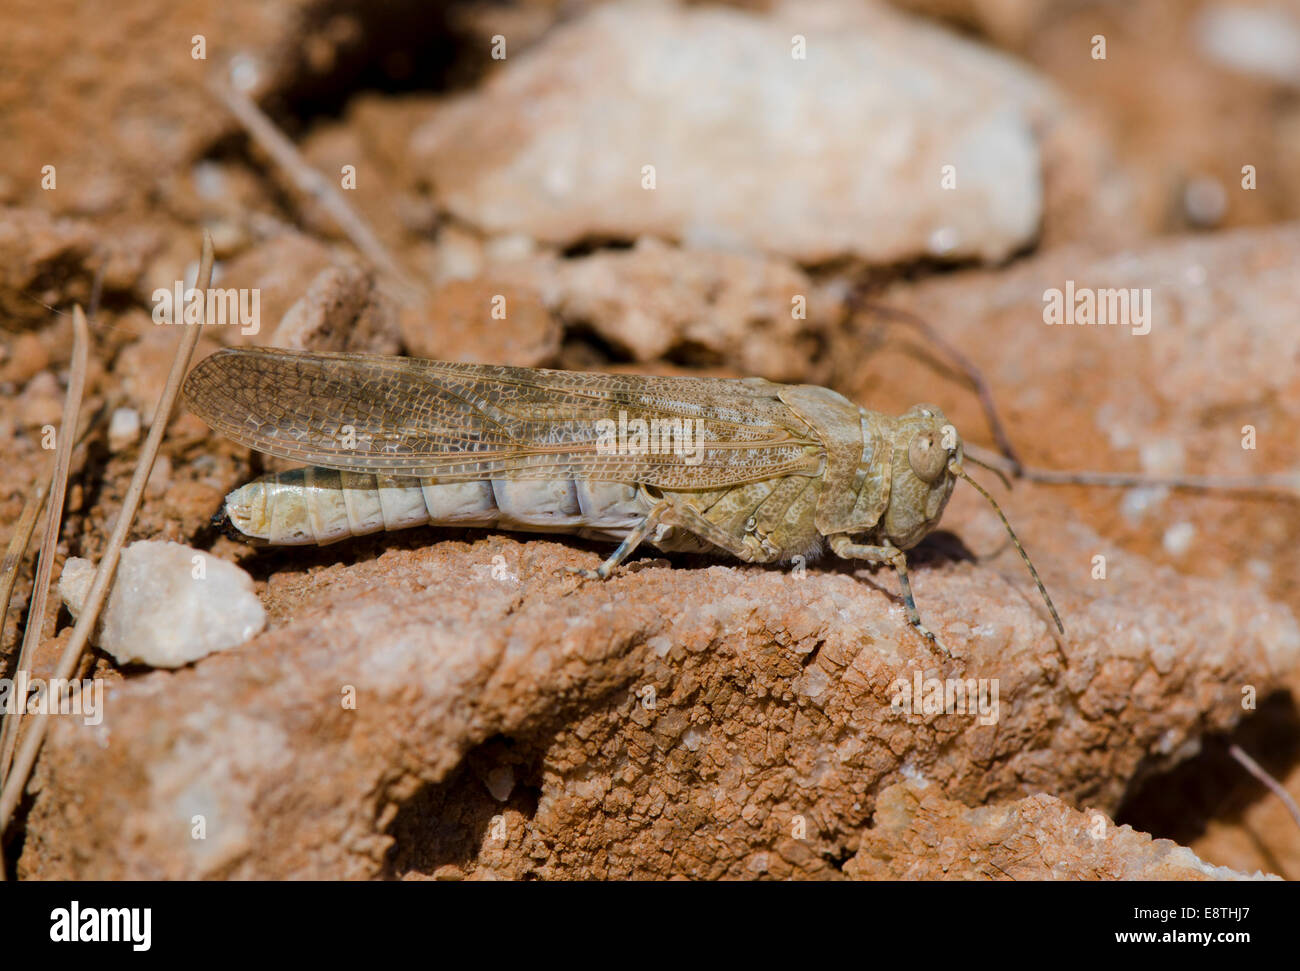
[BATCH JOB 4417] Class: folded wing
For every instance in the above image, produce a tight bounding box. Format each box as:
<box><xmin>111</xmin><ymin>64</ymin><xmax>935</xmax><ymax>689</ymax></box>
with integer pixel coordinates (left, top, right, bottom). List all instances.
<box><xmin>182</xmin><ymin>347</ymin><xmax>823</xmax><ymax>489</ymax></box>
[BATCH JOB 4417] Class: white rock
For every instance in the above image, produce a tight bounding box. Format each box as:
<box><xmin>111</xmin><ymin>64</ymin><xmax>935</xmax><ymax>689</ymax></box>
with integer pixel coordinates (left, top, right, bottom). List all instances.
<box><xmin>1196</xmin><ymin>4</ymin><xmax>1300</xmax><ymax>86</ymax></box>
<box><xmin>59</xmin><ymin>540</ymin><xmax>266</xmax><ymax>668</ymax></box>
<box><xmin>411</xmin><ymin>0</ymin><xmax>1056</xmax><ymax>264</ymax></box>
<box><xmin>107</xmin><ymin>407</ymin><xmax>140</xmax><ymax>452</ymax></box>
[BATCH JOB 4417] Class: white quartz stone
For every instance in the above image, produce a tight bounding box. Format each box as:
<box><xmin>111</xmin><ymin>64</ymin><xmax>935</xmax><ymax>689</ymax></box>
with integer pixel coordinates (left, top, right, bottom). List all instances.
<box><xmin>59</xmin><ymin>540</ymin><xmax>266</xmax><ymax>668</ymax></box>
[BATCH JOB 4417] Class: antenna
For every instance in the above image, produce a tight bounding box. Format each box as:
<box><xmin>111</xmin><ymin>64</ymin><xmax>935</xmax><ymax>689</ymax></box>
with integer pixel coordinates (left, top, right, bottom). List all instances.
<box><xmin>952</xmin><ymin>461</ymin><xmax>1065</xmax><ymax>635</ymax></box>
<box><xmin>963</xmin><ymin>450</ymin><xmax>1012</xmax><ymax>491</ymax></box>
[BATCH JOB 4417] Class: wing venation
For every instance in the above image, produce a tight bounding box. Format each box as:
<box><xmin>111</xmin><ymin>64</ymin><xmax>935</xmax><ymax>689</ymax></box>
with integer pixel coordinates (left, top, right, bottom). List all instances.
<box><xmin>182</xmin><ymin>348</ymin><xmax>824</xmax><ymax>489</ymax></box>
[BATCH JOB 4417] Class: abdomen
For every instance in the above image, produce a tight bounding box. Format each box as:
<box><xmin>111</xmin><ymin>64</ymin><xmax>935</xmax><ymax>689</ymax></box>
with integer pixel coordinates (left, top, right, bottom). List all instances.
<box><xmin>222</xmin><ymin>467</ymin><xmax>653</xmax><ymax>546</ymax></box>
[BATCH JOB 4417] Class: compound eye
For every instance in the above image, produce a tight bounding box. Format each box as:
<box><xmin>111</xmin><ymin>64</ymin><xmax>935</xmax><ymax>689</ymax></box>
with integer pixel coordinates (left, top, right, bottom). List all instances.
<box><xmin>908</xmin><ymin>432</ymin><xmax>948</xmax><ymax>483</ymax></box>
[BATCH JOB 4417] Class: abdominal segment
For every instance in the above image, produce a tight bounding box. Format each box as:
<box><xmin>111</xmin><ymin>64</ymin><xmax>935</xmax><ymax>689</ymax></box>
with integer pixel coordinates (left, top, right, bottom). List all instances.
<box><xmin>221</xmin><ymin>467</ymin><xmax>656</xmax><ymax>546</ymax></box>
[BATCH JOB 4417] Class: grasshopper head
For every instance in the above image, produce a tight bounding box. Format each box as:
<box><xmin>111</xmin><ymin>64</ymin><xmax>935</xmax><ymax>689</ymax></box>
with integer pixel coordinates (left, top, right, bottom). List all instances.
<box><xmin>882</xmin><ymin>404</ymin><xmax>1066</xmax><ymax>635</ymax></box>
<box><xmin>881</xmin><ymin>404</ymin><xmax>962</xmax><ymax>550</ymax></box>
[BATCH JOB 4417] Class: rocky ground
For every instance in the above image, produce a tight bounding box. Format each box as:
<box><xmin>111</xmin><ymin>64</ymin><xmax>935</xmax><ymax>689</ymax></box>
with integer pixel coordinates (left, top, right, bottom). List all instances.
<box><xmin>2</xmin><ymin>0</ymin><xmax>1299</xmax><ymax>879</ymax></box>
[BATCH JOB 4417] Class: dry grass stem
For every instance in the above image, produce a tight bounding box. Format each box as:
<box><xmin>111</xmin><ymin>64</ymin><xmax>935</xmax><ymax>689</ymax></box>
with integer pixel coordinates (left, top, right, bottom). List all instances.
<box><xmin>0</xmin><ymin>306</ymin><xmax>90</xmax><ymax>785</ymax></box>
<box><xmin>1229</xmin><ymin>744</ymin><xmax>1300</xmax><ymax>837</ymax></box>
<box><xmin>209</xmin><ymin>73</ymin><xmax>423</xmax><ymax>305</ymax></box>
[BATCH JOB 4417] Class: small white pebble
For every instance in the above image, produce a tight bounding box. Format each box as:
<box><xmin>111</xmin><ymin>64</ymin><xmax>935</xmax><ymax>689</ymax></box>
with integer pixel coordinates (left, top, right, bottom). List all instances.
<box><xmin>59</xmin><ymin>540</ymin><xmax>266</xmax><ymax>667</ymax></box>
<box><xmin>1139</xmin><ymin>438</ymin><xmax>1185</xmax><ymax>477</ymax></box>
<box><xmin>1120</xmin><ymin>486</ymin><xmax>1168</xmax><ymax>524</ymax></box>
<box><xmin>1247</xmin><ymin>559</ymin><xmax>1272</xmax><ymax>584</ymax></box>
<box><xmin>228</xmin><ymin>53</ymin><xmax>262</xmax><ymax>92</ymax></box>
<box><xmin>1162</xmin><ymin>522</ymin><xmax>1196</xmax><ymax>557</ymax></box>
<box><xmin>1196</xmin><ymin>4</ymin><xmax>1300</xmax><ymax>84</ymax></box>
<box><xmin>927</xmin><ymin>226</ymin><xmax>959</xmax><ymax>256</ymax></box>
<box><xmin>485</xmin><ymin>233</ymin><xmax>537</xmax><ymax>262</ymax></box>
<box><xmin>433</xmin><ymin>228</ymin><xmax>485</xmax><ymax>283</ymax></box>
<box><xmin>107</xmin><ymin>407</ymin><xmax>140</xmax><ymax>452</ymax></box>
<box><xmin>192</xmin><ymin>161</ymin><xmax>226</xmax><ymax>201</ymax></box>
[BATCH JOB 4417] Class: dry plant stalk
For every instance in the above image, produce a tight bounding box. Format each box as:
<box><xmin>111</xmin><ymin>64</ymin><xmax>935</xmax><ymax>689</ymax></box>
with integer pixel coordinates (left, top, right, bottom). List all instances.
<box><xmin>0</xmin><ymin>407</ymin><xmax>107</xmax><ymax>673</ymax></box>
<box><xmin>208</xmin><ymin>72</ymin><xmax>422</xmax><ymax>305</ymax></box>
<box><xmin>0</xmin><ymin>307</ymin><xmax>89</xmax><ymax>784</ymax></box>
<box><xmin>0</xmin><ymin>481</ymin><xmax>50</xmax><ymax>665</ymax></box>
<box><xmin>0</xmin><ymin>233</ymin><xmax>215</xmax><ymax>838</ymax></box>
<box><xmin>851</xmin><ymin>298</ymin><xmax>1023</xmax><ymax>473</ymax></box>
<box><xmin>0</xmin><ymin>255</ymin><xmax>109</xmax><ymax>681</ymax></box>
<box><xmin>1229</xmin><ymin>744</ymin><xmax>1300</xmax><ymax>836</ymax></box>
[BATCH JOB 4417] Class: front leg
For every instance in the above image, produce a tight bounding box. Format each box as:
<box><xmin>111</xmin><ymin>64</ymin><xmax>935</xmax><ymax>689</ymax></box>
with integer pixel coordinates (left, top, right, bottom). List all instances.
<box><xmin>828</xmin><ymin>535</ymin><xmax>950</xmax><ymax>657</ymax></box>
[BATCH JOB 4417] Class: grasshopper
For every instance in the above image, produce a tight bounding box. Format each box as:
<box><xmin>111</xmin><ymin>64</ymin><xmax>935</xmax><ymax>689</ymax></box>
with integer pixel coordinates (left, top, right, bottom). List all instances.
<box><xmin>182</xmin><ymin>347</ymin><xmax>1063</xmax><ymax>653</ymax></box>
